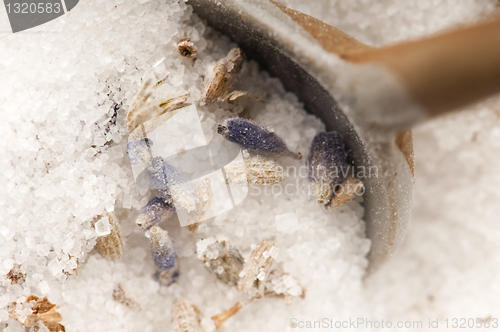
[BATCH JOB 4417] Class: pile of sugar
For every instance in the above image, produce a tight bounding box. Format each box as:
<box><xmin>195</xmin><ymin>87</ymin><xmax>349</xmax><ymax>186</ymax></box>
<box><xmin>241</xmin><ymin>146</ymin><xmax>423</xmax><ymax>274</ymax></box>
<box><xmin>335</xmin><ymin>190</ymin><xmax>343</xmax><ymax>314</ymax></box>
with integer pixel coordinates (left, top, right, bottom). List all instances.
<box><xmin>0</xmin><ymin>0</ymin><xmax>368</xmax><ymax>331</ymax></box>
<box><xmin>2</xmin><ymin>0</ymin><xmax>500</xmax><ymax>331</ymax></box>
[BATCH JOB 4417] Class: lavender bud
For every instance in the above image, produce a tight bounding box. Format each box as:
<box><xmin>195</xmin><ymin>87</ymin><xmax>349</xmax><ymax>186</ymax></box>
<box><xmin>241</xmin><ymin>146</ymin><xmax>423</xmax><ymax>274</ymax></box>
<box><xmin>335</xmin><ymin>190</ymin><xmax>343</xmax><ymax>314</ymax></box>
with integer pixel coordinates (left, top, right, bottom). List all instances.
<box><xmin>217</xmin><ymin>118</ymin><xmax>301</xmax><ymax>159</ymax></box>
<box><xmin>147</xmin><ymin>156</ymin><xmax>197</xmax><ymax>213</ymax></box>
<box><xmin>307</xmin><ymin>131</ymin><xmax>347</xmax><ymax>205</ymax></box>
<box><xmin>127</xmin><ymin>138</ymin><xmax>153</xmax><ymax>167</ymax></box>
<box><xmin>149</xmin><ymin>226</ymin><xmax>177</xmax><ymax>271</ymax></box>
<box><xmin>136</xmin><ymin>197</ymin><xmax>176</xmax><ymax>230</ymax></box>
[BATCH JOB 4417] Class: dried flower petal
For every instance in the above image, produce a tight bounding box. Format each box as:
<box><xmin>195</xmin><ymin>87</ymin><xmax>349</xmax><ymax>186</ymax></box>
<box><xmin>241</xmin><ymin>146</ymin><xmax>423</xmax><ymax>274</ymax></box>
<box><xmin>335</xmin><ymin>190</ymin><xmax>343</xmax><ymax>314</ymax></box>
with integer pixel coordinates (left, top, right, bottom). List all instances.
<box><xmin>126</xmin><ymin>78</ymin><xmax>190</xmax><ymax>133</ymax></box>
<box><xmin>196</xmin><ymin>237</ymin><xmax>244</xmax><ymax>285</ymax></box>
<box><xmin>220</xmin><ymin>90</ymin><xmax>264</xmax><ymax>103</ymax></box>
<box><xmin>201</xmin><ymin>48</ymin><xmax>245</xmax><ymax>105</ymax></box>
<box><xmin>174</xmin><ymin>38</ymin><xmax>197</xmax><ymax>59</ymax></box>
<box><xmin>95</xmin><ymin>212</ymin><xmax>125</xmax><ymax>260</ymax></box>
<box><xmin>126</xmin><ymin>78</ymin><xmax>164</xmax><ymax>132</ymax></box>
<box><xmin>225</xmin><ymin>154</ymin><xmax>285</xmax><ymax>185</ymax></box>
<box><xmin>238</xmin><ymin>237</ymin><xmax>276</xmax><ymax>296</ymax></box>
<box><xmin>171</xmin><ymin>298</ymin><xmax>205</xmax><ymax>332</ymax></box>
<box><xmin>159</xmin><ymin>92</ymin><xmax>190</xmax><ymax>111</ymax></box>
<box><xmin>128</xmin><ymin>107</ymin><xmax>184</xmax><ymax>142</ymax></box>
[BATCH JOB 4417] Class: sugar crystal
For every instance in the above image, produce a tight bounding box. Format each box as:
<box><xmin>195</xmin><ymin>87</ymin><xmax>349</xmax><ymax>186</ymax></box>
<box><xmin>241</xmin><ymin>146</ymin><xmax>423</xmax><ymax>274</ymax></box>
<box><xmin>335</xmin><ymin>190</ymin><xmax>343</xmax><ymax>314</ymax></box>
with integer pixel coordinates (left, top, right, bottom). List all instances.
<box><xmin>95</xmin><ymin>216</ymin><xmax>111</xmax><ymax>236</ymax></box>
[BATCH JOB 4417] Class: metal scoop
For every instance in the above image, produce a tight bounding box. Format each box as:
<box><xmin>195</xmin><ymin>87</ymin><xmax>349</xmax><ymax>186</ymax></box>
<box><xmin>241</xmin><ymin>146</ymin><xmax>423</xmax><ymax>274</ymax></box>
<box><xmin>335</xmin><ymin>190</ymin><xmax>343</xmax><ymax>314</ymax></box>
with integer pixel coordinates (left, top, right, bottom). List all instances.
<box><xmin>189</xmin><ymin>0</ymin><xmax>500</xmax><ymax>274</ymax></box>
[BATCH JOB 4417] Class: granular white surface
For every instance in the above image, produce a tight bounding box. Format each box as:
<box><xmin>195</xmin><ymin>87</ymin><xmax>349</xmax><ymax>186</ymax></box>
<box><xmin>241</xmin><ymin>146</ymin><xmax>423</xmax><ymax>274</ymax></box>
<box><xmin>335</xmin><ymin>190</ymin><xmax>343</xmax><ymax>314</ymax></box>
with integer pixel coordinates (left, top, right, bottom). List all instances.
<box><xmin>1</xmin><ymin>0</ymin><xmax>500</xmax><ymax>331</ymax></box>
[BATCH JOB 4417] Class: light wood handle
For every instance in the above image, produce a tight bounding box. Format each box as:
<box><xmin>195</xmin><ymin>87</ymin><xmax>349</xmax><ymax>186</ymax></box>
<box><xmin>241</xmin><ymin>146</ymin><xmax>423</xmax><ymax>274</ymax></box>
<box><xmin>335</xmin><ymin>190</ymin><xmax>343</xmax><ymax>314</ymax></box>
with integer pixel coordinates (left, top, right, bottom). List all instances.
<box><xmin>349</xmin><ymin>17</ymin><xmax>500</xmax><ymax>117</ymax></box>
<box><xmin>272</xmin><ymin>0</ymin><xmax>500</xmax><ymax>120</ymax></box>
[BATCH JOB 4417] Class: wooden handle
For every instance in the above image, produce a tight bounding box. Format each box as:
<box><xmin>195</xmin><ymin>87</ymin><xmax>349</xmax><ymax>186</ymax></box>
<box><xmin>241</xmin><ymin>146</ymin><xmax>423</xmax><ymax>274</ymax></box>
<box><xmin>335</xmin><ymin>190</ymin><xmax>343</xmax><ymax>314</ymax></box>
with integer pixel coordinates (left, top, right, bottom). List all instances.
<box><xmin>272</xmin><ymin>0</ymin><xmax>500</xmax><ymax>120</ymax></box>
<box><xmin>349</xmin><ymin>17</ymin><xmax>500</xmax><ymax>118</ymax></box>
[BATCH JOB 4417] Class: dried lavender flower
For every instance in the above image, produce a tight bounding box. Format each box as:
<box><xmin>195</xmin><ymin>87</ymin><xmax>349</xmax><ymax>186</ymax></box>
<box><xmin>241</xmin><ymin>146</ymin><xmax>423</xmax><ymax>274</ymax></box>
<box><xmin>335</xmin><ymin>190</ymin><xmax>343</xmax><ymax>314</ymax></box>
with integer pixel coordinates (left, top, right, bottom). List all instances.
<box><xmin>196</xmin><ymin>237</ymin><xmax>244</xmax><ymax>286</ymax></box>
<box><xmin>113</xmin><ymin>284</ymin><xmax>141</xmax><ymax>310</ymax></box>
<box><xmin>171</xmin><ymin>298</ymin><xmax>205</xmax><ymax>332</ymax></box>
<box><xmin>127</xmin><ymin>138</ymin><xmax>196</xmax><ymax>214</ymax></box>
<box><xmin>218</xmin><ymin>118</ymin><xmax>301</xmax><ymax>159</ymax></box>
<box><xmin>128</xmin><ymin>107</ymin><xmax>185</xmax><ymax>145</ymax></box>
<box><xmin>148</xmin><ymin>226</ymin><xmax>180</xmax><ymax>285</ymax></box>
<box><xmin>158</xmin><ymin>92</ymin><xmax>190</xmax><ymax>111</ymax></box>
<box><xmin>220</xmin><ymin>90</ymin><xmax>264</xmax><ymax>103</ymax></box>
<box><xmin>155</xmin><ymin>267</ymin><xmax>180</xmax><ymax>286</ymax></box>
<box><xmin>210</xmin><ymin>247</ymin><xmax>304</xmax><ymax>329</ymax></box>
<box><xmin>127</xmin><ymin>138</ymin><xmax>154</xmax><ymax>167</ymax></box>
<box><xmin>307</xmin><ymin>131</ymin><xmax>347</xmax><ymax>205</ymax></box>
<box><xmin>325</xmin><ymin>176</ymin><xmax>364</xmax><ymax>210</ymax></box>
<box><xmin>126</xmin><ymin>78</ymin><xmax>189</xmax><ymax>133</ymax></box>
<box><xmin>201</xmin><ymin>48</ymin><xmax>245</xmax><ymax>105</ymax></box>
<box><xmin>149</xmin><ymin>226</ymin><xmax>177</xmax><ymax>271</ymax></box>
<box><xmin>126</xmin><ymin>78</ymin><xmax>164</xmax><ymax>132</ymax></box>
<box><xmin>128</xmin><ymin>139</ymin><xmax>196</xmax><ymax>226</ymax></box>
<box><xmin>224</xmin><ymin>154</ymin><xmax>285</xmax><ymax>185</ymax></box>
<box><xmin>95</xmin><ymin>212</ymin><xmax>124</xmax><ymax>260</ymax></box>
<box><xmin>147</xmin><ymin>156</ymin><xmax>197</xmax><ymax>213</ymax></box>
<box><xmin>136</xmin><ymin>197</ymin><xmax>176</xmax><ymax>230</ymax></box>
<box><xmin>238</xmin><ymin>237</ymin><xmax>277</xmax><ymax>297</ymax></box>
<box><xmin>174</xmin><ymin>38</ymin><xmax>197</xmax><ymax>59</ymax></box>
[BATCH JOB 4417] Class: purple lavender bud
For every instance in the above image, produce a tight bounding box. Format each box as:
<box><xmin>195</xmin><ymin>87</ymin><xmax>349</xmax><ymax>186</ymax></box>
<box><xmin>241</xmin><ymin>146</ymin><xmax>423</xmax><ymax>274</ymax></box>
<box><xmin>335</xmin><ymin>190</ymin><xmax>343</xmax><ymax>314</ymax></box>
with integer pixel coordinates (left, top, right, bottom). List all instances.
<box><xmin>217</xmin><ymin>118</ymin><xmax>301</xmax><ymax>159</ymax></box>
<box><xmin>307</xmin><ymin>131</ymin><xmax>347</xmax><ymax>205</ymax></box>
<box><xmin>147</xmin><ymin>157</ymin><xmax>197</xmax><ymax>212</ymax></box>
<box><xmin>127</xmin><ymin>138</ymin><xmax>153</xmax><ymax>166</ymax></box>
<box><xmin>156</xmin><ymin>189</ymin><xmax>174</xmax><ymax>205</ymax></box>
<box><xmin>136</xmin><ymin>197</ymin><xmax>176</xmax><ymax>230</ymax></box>
<box><xmin>149</xmin><ymin>226</ymin><xmax>177</xmax><ymax>271</ymax></box>
<box><xmin>146</xmin><ymin>156</ymin><xmax>178</xmax><ymax>190</ymax></box>
<box><xmin>146</xmin><ymin>157</ymin><xmax>186</xmax><ymax>190</ymax></box>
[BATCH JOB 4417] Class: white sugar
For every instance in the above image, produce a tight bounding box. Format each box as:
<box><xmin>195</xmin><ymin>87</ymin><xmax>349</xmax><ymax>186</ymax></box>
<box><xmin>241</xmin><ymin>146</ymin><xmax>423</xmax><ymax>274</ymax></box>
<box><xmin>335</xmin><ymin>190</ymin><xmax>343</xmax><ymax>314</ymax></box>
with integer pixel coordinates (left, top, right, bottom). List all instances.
<box><xmin>95</xmin><ymin>217</ymin><xmax>111</xmax><ymax>236</ymax></box>
<box><xmin>107</xmin><ymin>145</ymin><xmax>124</xmax><ymax>161</ymax></box>
<box><xmin>48</xmin><ymin>259</ymin><xmax>63</xmax><ymax>276</ymax></box>
<box><xmin>1</xmin><ymin>0</ymin><xmax>498</xmax><ymax>331</ymax></box>
<box><xmin>38</xmin><ymin>281</ymin><xmax>50</xmax><ymax>295</ymax></box>
<box><xmin>275</xmin><ymin>212</ymin><xmax>299</xmax><ymax>234</ymax></box>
